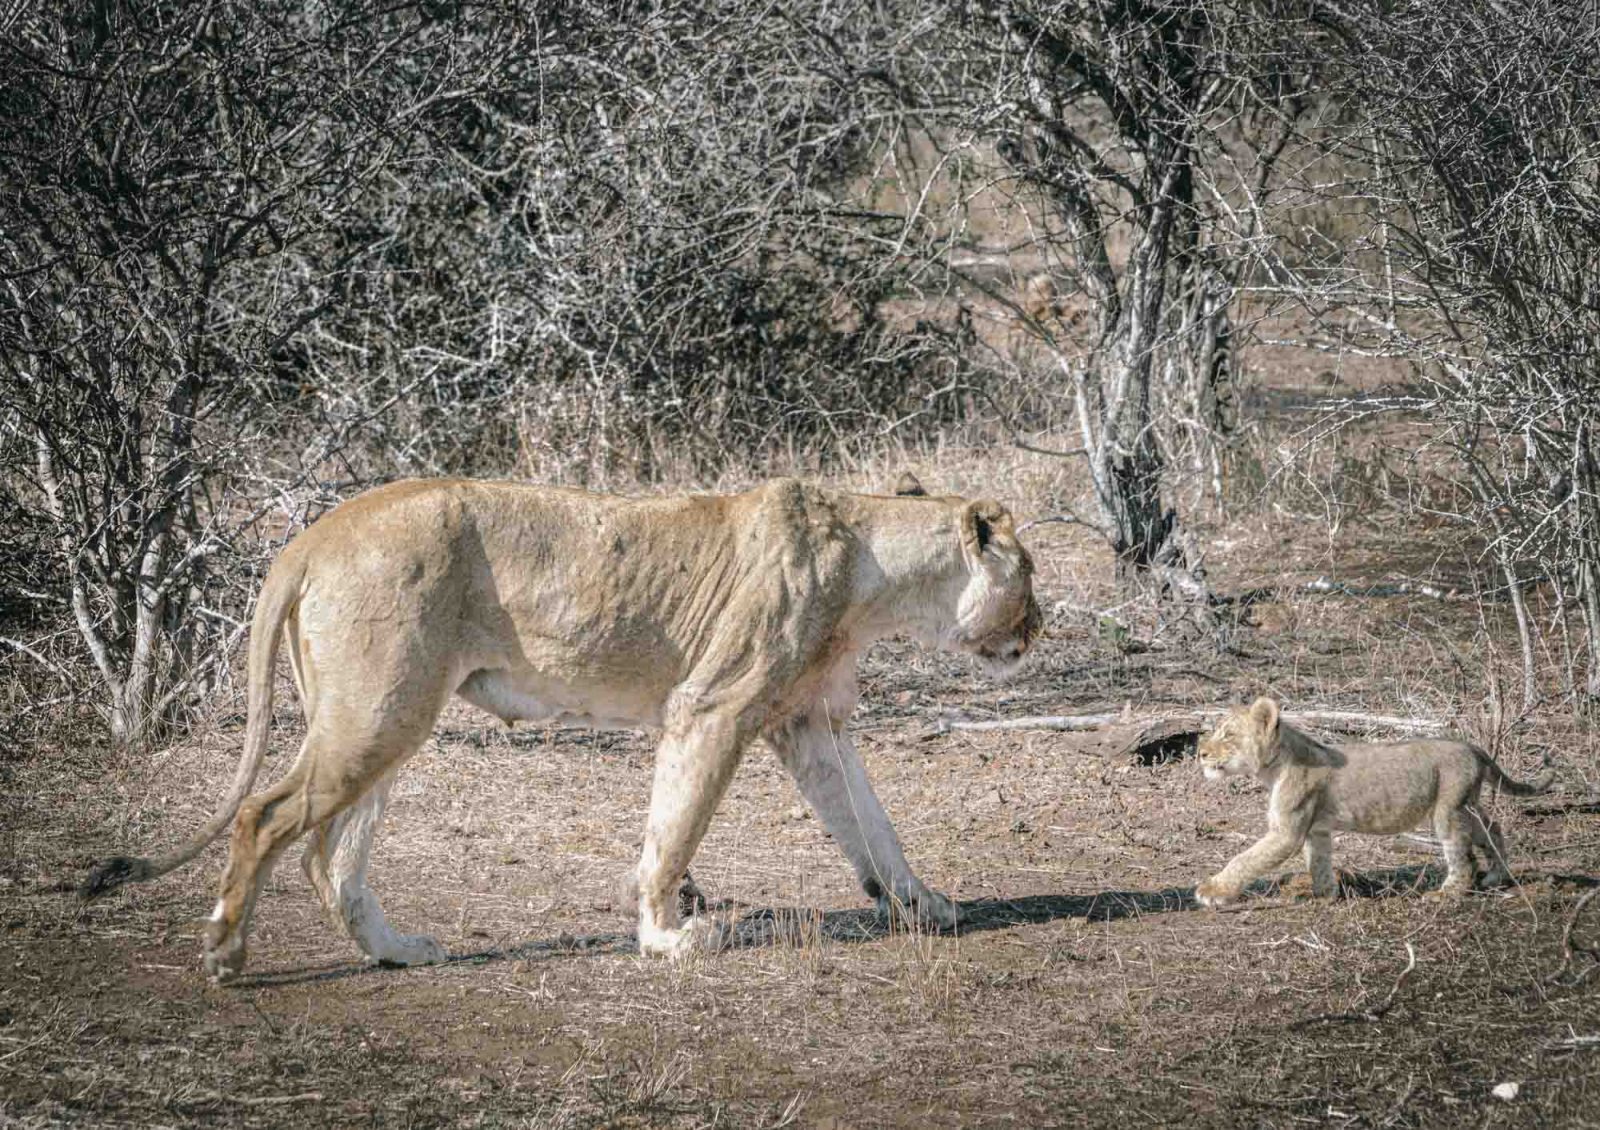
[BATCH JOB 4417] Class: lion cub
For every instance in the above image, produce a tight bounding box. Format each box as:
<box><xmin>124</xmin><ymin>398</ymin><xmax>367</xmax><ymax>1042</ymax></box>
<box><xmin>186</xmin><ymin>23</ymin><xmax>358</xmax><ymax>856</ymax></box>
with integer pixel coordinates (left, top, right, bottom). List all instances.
<box><xmin>1195</xmin><ymin>697</ymin><xmax>1553</xmax><ymax>907</ymax></box>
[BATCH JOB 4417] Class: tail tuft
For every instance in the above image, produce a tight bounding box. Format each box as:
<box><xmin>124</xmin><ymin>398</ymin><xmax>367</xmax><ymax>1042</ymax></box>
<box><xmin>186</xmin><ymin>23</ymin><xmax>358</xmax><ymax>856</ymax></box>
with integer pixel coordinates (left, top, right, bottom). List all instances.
<box><xmin>79</xmin><ymin>855</ymin><xmax>152</xmax><ymax>902</ymax></box>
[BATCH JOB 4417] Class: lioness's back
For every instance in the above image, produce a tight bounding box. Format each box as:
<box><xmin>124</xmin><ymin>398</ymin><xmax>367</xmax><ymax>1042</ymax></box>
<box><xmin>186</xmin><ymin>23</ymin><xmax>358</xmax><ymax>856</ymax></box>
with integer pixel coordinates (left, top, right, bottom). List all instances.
<box><xmin>280</xmin><ymin>477</ymin><xmax>859</xmax><ymax>699</ymax></box>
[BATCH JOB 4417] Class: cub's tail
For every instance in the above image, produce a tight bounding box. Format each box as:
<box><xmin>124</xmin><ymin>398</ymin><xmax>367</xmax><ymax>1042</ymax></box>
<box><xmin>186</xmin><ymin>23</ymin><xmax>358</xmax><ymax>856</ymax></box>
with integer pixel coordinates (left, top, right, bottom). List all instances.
<box><xmin>80</xmin><ymin>555</ymin><xmax>304</xmax><ymax>901</ymax></box>
<box><xmin>1481</xmin><ymin>748</ymin><xmax>1557</xmax><ymax>798</ymax></box>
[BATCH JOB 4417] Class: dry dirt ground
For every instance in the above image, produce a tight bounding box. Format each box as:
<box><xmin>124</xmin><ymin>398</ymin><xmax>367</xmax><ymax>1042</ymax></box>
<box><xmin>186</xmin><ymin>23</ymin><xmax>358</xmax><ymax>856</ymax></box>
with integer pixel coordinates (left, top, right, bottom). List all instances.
<box><xmin>5</xmin><ymin>440</ymin><xmax>1600</xmax><ymax>1127</ymax></box>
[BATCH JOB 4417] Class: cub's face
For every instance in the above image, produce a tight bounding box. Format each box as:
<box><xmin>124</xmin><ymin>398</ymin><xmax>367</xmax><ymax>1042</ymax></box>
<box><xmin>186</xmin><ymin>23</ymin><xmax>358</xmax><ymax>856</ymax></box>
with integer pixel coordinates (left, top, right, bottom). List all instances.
<box><xmin>1198</xmin><ymin>698</ymin><xmax>1281</xmax><ymax>779</ymax></box>
<box><xmin>1198</xmin><ymin>715</ymin><xmax>1252</xmax><ymax>779</ymax></box>
<box><xmin>951</xmin><ymin>501</ymin><xmax>1042</xmax><ymax>678</ymax></box>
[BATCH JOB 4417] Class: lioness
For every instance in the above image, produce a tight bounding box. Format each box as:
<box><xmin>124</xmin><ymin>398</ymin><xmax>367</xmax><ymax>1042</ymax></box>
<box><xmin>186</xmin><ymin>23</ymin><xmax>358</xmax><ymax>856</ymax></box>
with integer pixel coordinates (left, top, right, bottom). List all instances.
<box><xmin>1195</xmin><ymin>697</ymin><xmax>1553</xmax><ymax>907</ymax></box>
<box><xmin>83</xmin><ymin>475</ymin><xmax>1040</xmax><ymax>980</ymax></box>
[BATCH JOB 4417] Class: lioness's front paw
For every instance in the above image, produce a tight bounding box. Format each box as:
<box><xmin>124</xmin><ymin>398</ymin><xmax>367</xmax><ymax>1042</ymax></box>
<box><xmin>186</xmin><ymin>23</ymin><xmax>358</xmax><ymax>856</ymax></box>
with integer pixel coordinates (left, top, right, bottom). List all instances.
<box><xmin>638</xmin><ymin>915</ymin><xmax>722</xmax><ymax>959</ymax></box>
<box><xmin>877</xmin><ymin>887</ymin><xmax>959</xmax><ymax>932</ymax></box>
<box><xmin>367</xmin><ymin>932</ymin><xmax>447</xmax><ymax>968</ymax></box>
<box><xmin>1194</xmin><ymin>877</ymin><xmax>1238</xmax><ymax>909</ymax></box>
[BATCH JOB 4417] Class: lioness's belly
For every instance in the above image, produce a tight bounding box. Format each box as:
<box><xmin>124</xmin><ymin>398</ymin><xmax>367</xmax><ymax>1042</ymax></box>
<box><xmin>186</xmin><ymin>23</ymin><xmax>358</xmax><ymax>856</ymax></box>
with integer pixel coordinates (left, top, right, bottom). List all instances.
<box><xmin>456</xmin><ymin>667</ymin><xmax>662</xmax><ymax>731</ymax></box>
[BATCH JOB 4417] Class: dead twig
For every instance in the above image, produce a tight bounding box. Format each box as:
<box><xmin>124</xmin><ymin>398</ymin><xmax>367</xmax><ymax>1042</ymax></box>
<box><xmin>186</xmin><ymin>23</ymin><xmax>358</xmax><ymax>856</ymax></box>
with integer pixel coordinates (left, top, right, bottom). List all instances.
<box><xmin>1293</xmin><ymin>943</ymin><xmax>1417</xmax><ymax>1027</ymax></box>
<box><xmin>1017</xmin><ymin>513</ymin><xmax>1098</xmax><ymax>534</ymax></box>
<box><xmin>0</xmin><ymin>636</ymin><xmax>72</xmax><ymax>683</ymax></box>
<box><xmin>202</xmin><ymin>1091</ymin><xmax>324</xmax><ymax>1107</ymax></box>
<box><xmin>1546</xmin><ymin>1034</ymin><xmax>1600</xmax><ymax>1050</ymax></box>
<box><xmin>1547</xmin><ymin>888</ymin><xmax>1600</xmax><ymax>987</ymax></box>
<box><xmin>1227</xmin><ymin>576</ymin><xmax>1472</xmax><ymax>607</ymax></box>
<box><xmin>1298</xmin><ymin>576</ymin><xmax>1462</xmax><ymax>602</ymax></box>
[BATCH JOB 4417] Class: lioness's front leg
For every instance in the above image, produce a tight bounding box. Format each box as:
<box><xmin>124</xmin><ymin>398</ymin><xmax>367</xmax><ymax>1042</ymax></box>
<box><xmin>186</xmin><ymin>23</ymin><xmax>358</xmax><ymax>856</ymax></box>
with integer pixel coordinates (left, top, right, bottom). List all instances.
<box><xmin>614</xmin><ymin>868</ymin><xmax>707</xmax><ymax>918</ymax></box>
<box><xmin>635</xmin><ymin>715</ymin><xmax>749</xmax><ymax>958</ymax></box>
<box><xmin>768</xmin><ymin>712</ymin><xmax>958</xmax><ymax>931</ymax></box>
<box><xmin>1196</xmin><ymin>831</ymin><xmax>1304</xmax><ymax>908</ymax></box>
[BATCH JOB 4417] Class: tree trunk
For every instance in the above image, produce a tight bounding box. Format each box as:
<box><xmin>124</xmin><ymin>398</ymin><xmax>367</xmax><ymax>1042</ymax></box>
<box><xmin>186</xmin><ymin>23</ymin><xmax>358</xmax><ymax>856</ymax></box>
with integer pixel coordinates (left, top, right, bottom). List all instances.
<box><xmin>1086</xmin><ymin>153</ymin><xmax>1189</xmax><ymax>577</ymax></box>
<box><xmin>1104</xmin><ymin>425</ymin><xmax>1174</xmax><ymax>576</ymax></box>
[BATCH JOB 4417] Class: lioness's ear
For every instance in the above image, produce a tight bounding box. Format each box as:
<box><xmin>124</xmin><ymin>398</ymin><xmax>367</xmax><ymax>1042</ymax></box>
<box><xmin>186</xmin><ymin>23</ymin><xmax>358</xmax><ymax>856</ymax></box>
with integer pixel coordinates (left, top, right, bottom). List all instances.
<box><xmin>961</xmin><ymin>500</ymin><xmax>1010</xmax><ymax>555</ymax></box>
<box><xmin>893</xmin><ymin>471</ymin><xmax>927</xmax><ymax>497</ymax></box>
<box><xmin>1249</xmin><ymin>696</ymin><xmax>1280</xmax><ymax>739</ymax></box>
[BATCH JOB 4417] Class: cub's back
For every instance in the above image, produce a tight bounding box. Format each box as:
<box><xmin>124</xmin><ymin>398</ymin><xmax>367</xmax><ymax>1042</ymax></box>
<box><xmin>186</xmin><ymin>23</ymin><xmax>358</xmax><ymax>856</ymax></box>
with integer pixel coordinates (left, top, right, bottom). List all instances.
<box><xmin>1324</xmin><ymin>739</ymin><xmax>1485</xmax><ymax>822</ymax></box>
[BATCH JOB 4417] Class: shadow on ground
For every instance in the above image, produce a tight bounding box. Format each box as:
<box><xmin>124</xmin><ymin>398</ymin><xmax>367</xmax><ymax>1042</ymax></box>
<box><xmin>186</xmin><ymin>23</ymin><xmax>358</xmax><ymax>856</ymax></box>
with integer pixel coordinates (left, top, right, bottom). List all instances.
<box><xmin>230</xmin><ymin>864</ymin><xmax>1478</xmax><ymax>991</ymax></box>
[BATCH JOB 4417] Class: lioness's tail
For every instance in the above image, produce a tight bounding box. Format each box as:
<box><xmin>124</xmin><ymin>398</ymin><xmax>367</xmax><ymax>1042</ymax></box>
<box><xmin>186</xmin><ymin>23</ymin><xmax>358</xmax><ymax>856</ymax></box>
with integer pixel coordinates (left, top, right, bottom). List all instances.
<box><xmin>80</xmin><ymin>556</ymin><xmax>304</xmax><ymax>901</ymax></box>
<box><xmin>1481</xmin><ymin>748</ymin><xmax>1557</xmax><ymax>797</ymax></box>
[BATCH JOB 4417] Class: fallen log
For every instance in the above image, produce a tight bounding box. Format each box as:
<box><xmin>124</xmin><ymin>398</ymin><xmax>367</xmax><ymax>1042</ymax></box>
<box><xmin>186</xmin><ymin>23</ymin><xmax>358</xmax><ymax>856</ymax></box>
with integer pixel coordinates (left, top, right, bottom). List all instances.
<box><xmin>930</xmin><ymin>711</ymin><xmax>1136</xmax><ymax>734</ymax></box>
<box><xmin>1281</xmin><ymin>710</ymin><xmax>1450</xmax><ymax>734</ymax></box>
<box><xmin>927</xmin><ymin>708</ymin><xmax>1451</xmax><ymax>750</ymax></box>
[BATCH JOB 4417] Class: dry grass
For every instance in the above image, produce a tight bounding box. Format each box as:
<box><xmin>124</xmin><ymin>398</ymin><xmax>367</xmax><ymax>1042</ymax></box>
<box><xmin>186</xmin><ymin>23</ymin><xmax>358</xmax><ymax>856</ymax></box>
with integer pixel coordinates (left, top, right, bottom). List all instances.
<box><xmin>5</xmin><ymin>370</ymin><xmax>1600</xmax><ymax>1127</ymax></box>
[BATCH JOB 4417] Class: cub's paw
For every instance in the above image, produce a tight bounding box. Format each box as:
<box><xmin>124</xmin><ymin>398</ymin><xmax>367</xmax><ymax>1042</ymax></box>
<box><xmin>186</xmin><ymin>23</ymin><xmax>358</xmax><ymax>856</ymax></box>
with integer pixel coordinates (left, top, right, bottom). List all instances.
<box><xmin>1194</xmin><ymin>877</ymin><xmax>1239</xmax><ymax>909</ymax></box>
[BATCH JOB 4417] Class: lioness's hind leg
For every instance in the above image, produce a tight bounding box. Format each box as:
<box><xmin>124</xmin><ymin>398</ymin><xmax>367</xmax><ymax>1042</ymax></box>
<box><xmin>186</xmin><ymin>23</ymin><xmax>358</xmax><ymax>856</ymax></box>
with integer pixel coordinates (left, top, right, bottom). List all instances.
<box><xmin>205</xmin><ymin>734</ymin><xmax>406</xmax><ymax>981</ymax></box>
<box><xmin>307</xmin><ymin>771</ymin><xmax>446</xmax><ymax>967</ymax></box>
<box><xmin>301</xmin><ymin>822</ymin><xmax>339</xmax><ymax>928</ymax></box>
<box><xmin>205</xmin><ymin>745</ymin><xmax>330</xmax><ymax>981</ymax></box>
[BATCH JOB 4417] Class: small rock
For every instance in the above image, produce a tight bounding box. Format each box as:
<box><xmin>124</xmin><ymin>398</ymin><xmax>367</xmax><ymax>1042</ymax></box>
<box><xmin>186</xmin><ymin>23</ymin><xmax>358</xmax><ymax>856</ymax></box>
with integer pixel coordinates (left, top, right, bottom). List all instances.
<box><xmin>787</xmin><ymin>806</ymin><xmax>809</xmax><ymax>822</ymax></box>
<box><xmin>1492</xmin><ymin>1082</ymin><xmax>1520</xmax><ymax>1102</ymax></box>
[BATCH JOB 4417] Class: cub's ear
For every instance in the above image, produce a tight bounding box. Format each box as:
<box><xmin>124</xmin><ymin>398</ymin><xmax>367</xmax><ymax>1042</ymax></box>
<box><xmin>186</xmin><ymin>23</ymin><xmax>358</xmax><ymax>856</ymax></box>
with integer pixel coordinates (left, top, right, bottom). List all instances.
<box><xmin>961</xmin><ymin>500</ymin><xmax>1011</xmax><ymax>555</ymax></box>
<box><xmin>1248</xmin><ymin>696</ymin><xmax>1281</xmax><ymax>738</ymax></box>
<box><xmin>893</xmin><ymin>471</ymin><xmax>927</xmax><ymax>497</ymax></box>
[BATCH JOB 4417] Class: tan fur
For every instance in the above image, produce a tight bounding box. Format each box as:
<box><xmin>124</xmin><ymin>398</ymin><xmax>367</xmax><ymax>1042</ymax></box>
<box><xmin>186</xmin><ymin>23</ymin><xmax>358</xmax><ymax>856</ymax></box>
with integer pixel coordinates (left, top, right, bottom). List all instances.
<box><xmin>1195</xmin><ymin>697</ymin><xmax>1554</xmax><ymax>906</ymax></box>
<box><xmin>86</xmin><ymin>477</ymin><xmax>1040</xmax><ymax>980</ymax></box>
